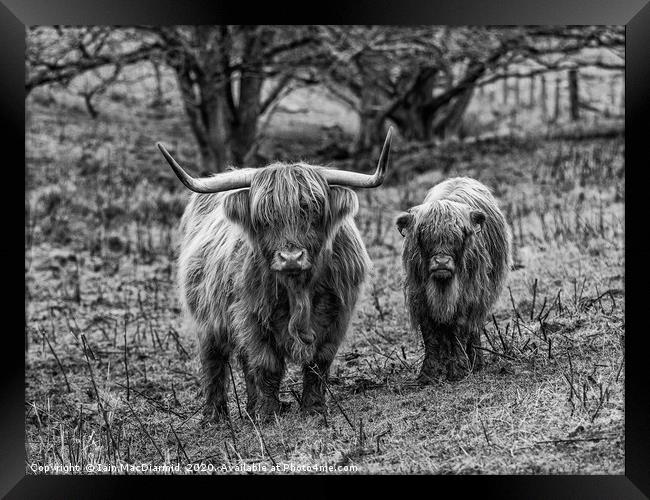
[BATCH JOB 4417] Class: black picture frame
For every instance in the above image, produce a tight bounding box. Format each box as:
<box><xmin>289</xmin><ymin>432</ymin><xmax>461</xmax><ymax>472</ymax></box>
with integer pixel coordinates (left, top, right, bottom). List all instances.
<box><xmin>7</xmin><ymin>1</ymin><xmax>648</xmax><ymax>497</ymax></box>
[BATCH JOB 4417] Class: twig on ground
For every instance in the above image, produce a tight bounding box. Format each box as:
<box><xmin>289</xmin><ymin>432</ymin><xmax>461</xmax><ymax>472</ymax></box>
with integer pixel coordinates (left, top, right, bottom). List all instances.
<box><xmin>38</xmin><ymin>326</ymin><xmax>71</xmax><ymax>393</ymax></box>
<box><xmin>126</xmin><ymin>400</ymin><xmax>165</xmax><ymax>461</ymax></box>
<box><xmin>169</xmin><ymin>423</ymin><xmax>190</xmax><ymax>463</ymax></box>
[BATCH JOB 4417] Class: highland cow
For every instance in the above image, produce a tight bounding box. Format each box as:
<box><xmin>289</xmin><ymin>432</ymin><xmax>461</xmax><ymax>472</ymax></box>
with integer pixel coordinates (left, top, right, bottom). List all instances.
<box><xmin>157</xmin><ymin>129</ymin><xmax>392</xmax><ymax>421</ymax></box>
<box><xmin>396</xmin><ymin>177</ymin><xmax>512</xmax><ymax>383</ymax></box>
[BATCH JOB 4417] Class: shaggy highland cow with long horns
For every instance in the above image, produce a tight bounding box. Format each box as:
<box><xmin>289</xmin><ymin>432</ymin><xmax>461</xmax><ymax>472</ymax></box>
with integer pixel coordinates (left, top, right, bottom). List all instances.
<box><xmin>157</xmin><ymin>129</ymin><xmax>392</xmax><ymax>421</ymax></box>
<box><xmin>396</xmin><ymin>177</ymin><xmax>512</xmax><ymax>383</ymax></box>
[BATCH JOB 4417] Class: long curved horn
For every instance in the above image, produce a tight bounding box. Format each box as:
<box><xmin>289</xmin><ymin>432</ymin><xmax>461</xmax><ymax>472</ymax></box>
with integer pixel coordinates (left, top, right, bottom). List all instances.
<box><xmin>156</xmin><ymin>142</ymin><xmax>255</xmax><ymax>193</ymax></box>
<box><xmin>321</xmin><ymin>126</ymin><xmax>393</xmax><ymax>188</ymax></box>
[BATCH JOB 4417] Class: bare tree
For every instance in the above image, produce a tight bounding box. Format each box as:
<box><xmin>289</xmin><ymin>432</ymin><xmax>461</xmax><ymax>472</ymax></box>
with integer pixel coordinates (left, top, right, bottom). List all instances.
<box><xmin>27</xmin><ymin>25</ymin><xmax>624</xmax><ymax>165</ymax></box>
<box><xmin>318</xmin><ymin>25</ymin><xmax>624</xmax><ymax>151</ymax></box>
<box><xmin>27</xmin><ymin>26</ymin><xmax>323</xmax><ymax>172</ymax></box>
<box><xmin>143</xmin><ymin>26</ymin><xmax>323</xmax><ymax>170</ymax></box>
<box><xmin>318</xmin><ymin>26</ymin><xmax>519</xmax><ymax>150</ymax></box>
<box><xmin>26</xmin><ymin>27</ymin><xmax>160</xmax><ymax>92</ymax></box>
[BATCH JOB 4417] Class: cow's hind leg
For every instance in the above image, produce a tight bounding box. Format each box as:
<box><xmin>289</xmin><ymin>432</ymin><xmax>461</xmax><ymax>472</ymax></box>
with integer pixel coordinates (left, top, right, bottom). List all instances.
<box><xmin>198</xmin><ymin>326</ymin><xmax>232</xmax><ymax>422</ymax></box>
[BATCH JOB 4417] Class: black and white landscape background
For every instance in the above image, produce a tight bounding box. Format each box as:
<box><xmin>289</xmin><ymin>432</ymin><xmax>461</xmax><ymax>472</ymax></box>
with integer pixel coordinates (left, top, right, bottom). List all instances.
<box><xmin>25</xmin><ymin>26</ymin><xmax>625</xmax><ymax>474</ymax></box>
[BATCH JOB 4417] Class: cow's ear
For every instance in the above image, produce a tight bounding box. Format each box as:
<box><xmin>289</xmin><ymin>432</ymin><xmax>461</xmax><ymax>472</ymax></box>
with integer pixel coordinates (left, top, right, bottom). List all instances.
<box><xmin>396</xmin><ymin>211</ymin><xmax>415</xmax><ymax>237</ymax></box>
<box><xmin>223</xmin><ymin>189</ymin><xmax>252</xmax><ymax>231</ymax></box>
<box><xmin>329</xmin><ymin>186</ymin><xmax>359</xmax><ymax>222</ymax></box>
<box><xmin>469</xmin><ymin>209</ymin><xmax>486</xmax><ymax>234</ymax></box>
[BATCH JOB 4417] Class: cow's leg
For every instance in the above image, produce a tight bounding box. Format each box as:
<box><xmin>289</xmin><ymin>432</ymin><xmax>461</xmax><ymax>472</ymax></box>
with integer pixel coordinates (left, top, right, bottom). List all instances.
<box><xmin>238</xmin><ymin>351</ymin><xmax>258</xmax><ymax>414</ymax></box>
<box><xmin>301</xmin><ymin>294</ymin><xmax>350</xmax><ymax>414</ymax></box>
<box><xmin>301</xmin><ymin>346</ymin><xmax>336</xmax><ymax>415</ymax></box>
<box><xmin>253</xmin><ymin>360</ymin><xmax>285</xmax><ymax>420</ymax></box>
<box><xmin>419</xmin><ymin>318</ymin><xmax>478</xmax><ymax>383</ymax></box>
<box><xmin>445</xmin><ymin>329</ymin><xmax>468</xmax><ymax>382</ymax></box>
<box><xmin>244</xmin><ymin>335</ymin><xmax>285</xmax><ymax>420</ymax></box>
<box><xmin>417</xmin><ymin>321</ymin><xmax>448</xmax><ymax>385</ymax></box>
<box><xmin>198</xmin><ymin>327</ymin><xmax>231</xmax><ymax>422</ymax></box>
<box><xmin>465</xmin><ymin>328</ymin><xmax>484</xmax><ymax>372</ymax></box>
<box><xmin>445</xmin><ymin>323</ymin><xmax>484</xmax><ymax>381</ymax></box>
<box><xmin>418</xmin><ymin>315</ymin><xmax>472</xmax><ymax>384</ymax></box>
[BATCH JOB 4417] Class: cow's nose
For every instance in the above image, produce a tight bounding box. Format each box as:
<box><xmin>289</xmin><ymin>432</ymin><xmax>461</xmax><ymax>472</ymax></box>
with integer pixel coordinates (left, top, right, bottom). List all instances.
<box><xmin>278</xmin><ymin>249</ymin><xmax>306</xmax><ymax>269</ymax></box>
<box><xmin>433</xmin><ymin>254</ymin><xmax>452</xmax><ymax>266</ymax></box>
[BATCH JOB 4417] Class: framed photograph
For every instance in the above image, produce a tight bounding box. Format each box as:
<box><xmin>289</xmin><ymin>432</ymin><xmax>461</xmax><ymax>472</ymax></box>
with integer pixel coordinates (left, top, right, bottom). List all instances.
<box><xmin>6</xmin><ymin>0</ymin><xmax>648</xmax><ymax>497</ymax></box>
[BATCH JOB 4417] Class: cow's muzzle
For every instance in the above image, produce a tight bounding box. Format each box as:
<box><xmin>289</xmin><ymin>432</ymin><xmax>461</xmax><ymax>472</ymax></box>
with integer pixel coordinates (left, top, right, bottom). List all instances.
<box><xmin>272</xmin><ymin>248</ymin><xmax>311</xmax><ymax>274</ymax></box>
<box><xmin>429</xmin><ymin>254</ymin><xmax>455</xmax><ymax>280</ymax></box>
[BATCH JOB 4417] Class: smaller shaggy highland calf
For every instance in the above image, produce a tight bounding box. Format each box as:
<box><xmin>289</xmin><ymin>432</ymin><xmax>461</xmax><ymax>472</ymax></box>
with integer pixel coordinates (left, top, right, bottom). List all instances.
<box><xmin>396</xmin><ymin>177</ymin><xmax>512</xmax><ymax>383</ymax></box>
<box><xmin>157</xmin><ymin>129</ymin><xmax>392</xmax><ymax>421</ymax></box>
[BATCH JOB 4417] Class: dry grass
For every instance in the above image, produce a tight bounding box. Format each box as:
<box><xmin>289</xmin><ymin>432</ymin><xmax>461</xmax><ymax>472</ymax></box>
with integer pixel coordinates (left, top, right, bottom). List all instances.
<box><xmin>25</xmin><ymin>98</ymin><xmax>624</xmax><ymax>475</ymax></box>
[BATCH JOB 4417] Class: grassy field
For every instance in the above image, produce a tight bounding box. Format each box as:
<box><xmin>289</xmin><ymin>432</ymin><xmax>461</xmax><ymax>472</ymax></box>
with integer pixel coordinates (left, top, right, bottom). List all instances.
<box><xmin>25</xmin><ymin>96</ymin><xmax>624</xmax><ymax>474</ymax></box>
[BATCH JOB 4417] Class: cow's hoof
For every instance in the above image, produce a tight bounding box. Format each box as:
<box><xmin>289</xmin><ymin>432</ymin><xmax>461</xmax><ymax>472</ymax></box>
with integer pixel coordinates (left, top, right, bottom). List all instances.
<box><xmin>445</xmin><ymin>363</ymin><xmax>467</xmax><ymax>382</ymax></box>
<box><xmin>203</xmin><ymin>404</ymin><xmax>229</xmax><ymax>424</ymax></box>
<box><xmin>254</xmin><ymin>398</ymin><xmax>282</xmax><ymax>421</ymax></box>
<box><xmin>416</xmin><ymin>372</ymin><xmax>438</xmax><ymax>386</ymax></box>
<box><xmin>417</xmin><ymin>362</ymin><xmax>445</xmax><ymax>385</ymax></box>
<box><xmin>279</xmin><ymin>400</ymin><xmax>293</xmax><ymax>414</ymax></box>
<box><xmin>300</xmin><ymin>402</ymin><xmax>327</xmax><ymax>417</ymax></box>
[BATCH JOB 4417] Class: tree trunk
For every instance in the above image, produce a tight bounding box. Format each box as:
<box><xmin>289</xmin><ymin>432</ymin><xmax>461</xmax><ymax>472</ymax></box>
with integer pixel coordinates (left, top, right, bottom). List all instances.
<box><xmin>619</xmin><ymin>76</ymin><xmax>625</xmax><ymax>111</ymax></box>
<box><xmin>376</xmin><ymin>52</ymin><xmax>496</xmax><ymax>144</ymax></box>
<box><xmin>387</xmin><ymin>60</ymin><xmax>488</xmax><ymax>141</ymax></box>
<box><xmin>540</xmin><ymin>74</ymin><xmax>548</xmax><ymax>121</ymax></box>
<box><xmin>173</xmin><ymin>67</ymin><xmax>223</xmax><ymax>173</ymax></box>
<box><xmin>231</xmin><ymin>76</ymin><xmax>262</xmax><ymax>165</ymax></box>
<box><xmin>432</xmin><ymin>87</ymin><xmax>474</xmax><ymax>139</ymax></box>
<box><xmin>568</xmin><ymin>68</ymin><xmax>579</xmax><ymax>121</ymax></box>
<box><xmin>230</xmin><ymin>27</ymin><xmax>269</xmax><ymax>165</ymax></box>
<box><xmin>389</xmin><ymin>105</ymin><xmax>434</xmax><ymax>142</ymax></box>
<box><xmin>173</xmin><ymin>69</ymin><xmax>264</xmax><ymax>172</ymax></box>
<box><xmin>355</xmin><ymin>68</ymin><xmax>394</xmax><ymax>153</ymax></box>
<box><xmin>514</xmin><ymin>76</ymin><xmax>520</xmax><ymax>107</ymax></box>
<box><xmin>204</xmin><ymin>95</ymin><xmax>235</xmax><ymax>170</ymax></box>
<box><xmin>528</xmin><ymin>74</ymin><xmax>536</xmax><ymax>108</ymax></box>
<box><xmin>385</xmin><ymin>67</ymin><xmax>439</xmax><ymax>142</ymax></box>
<box><xmin>553</xmin><ymin>75</ymin><xmax>562</xmax><ymax>122</ymax></box>
<box><xmin>609</xmin><ymin>75</ymin><xmax>617</xmax><ymax>107</ymax></box>
<box><xmin>165</xmin><ymin>26</ymin><xmax>273</xmax><ymax>173</ymax></box>
<box><xmin>389</xmin><ymin>85</ymin><xmax>475</xmax><ymax>142</ymax></box>
<box><xmin>355</xmin><ymin>109</ymin><xmax>385</xmax><ymax>154</ymax></box>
